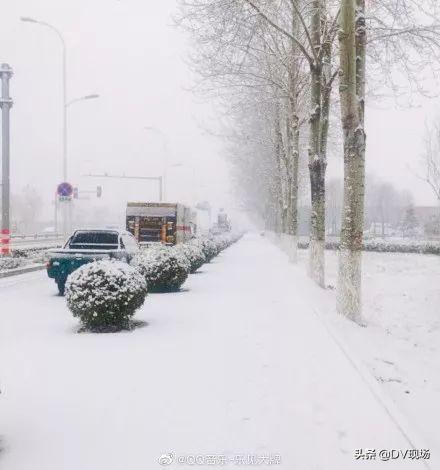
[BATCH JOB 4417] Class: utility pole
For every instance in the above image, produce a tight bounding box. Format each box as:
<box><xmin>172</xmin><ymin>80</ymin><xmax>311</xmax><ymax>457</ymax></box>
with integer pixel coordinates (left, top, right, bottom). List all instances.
<box><xmin>0</xmin><ymin>63</ymin><xmax>13</xmax><ymax>256</ymax></box>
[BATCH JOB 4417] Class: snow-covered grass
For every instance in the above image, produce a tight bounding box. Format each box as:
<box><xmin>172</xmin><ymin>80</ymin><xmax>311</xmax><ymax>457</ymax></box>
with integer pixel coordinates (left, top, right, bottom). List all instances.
<box><xmin>0</xmin><ymin>234</ymin><xmax>434</xmax><ymax>469</ymax></box>
<box><xmin>296</xmin><ymin>247</ymin><xmax>440</xmax><ymax>456</ymax></box>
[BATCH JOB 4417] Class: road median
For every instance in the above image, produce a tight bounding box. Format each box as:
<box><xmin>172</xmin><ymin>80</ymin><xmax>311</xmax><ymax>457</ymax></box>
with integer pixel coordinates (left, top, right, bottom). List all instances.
<box><xmin>0</xmin><ymin>263</ymin><xmax>46</xmax><ymax>279</ymax></box>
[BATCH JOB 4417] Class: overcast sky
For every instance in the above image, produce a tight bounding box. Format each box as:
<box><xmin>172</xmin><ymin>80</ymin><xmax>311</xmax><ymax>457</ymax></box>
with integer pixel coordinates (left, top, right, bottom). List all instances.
<box><xmin>1</xmin><ymin>0</ymin><xmax>233</xmax><ymax>224</ymax></box>
<box><xmin>1</xmin><ymin>0</ymin><xmax>438</xmax><ymax>226</ymax></box>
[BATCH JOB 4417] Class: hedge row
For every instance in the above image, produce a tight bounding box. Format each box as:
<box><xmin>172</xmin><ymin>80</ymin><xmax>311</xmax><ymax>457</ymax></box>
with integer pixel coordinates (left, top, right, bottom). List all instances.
<box><xmin>0</xmin><ymin>247</ymin><xmax>50</xmax><ymax>272</ymax></box>
<box><xmin>65</xmin><ymin>232</ymin><xmax>243</xmax><ymax>331</ymax></box>
<box><xmin>297</xmin><ymin>239</ymin><xmax>440</xmax><ymax>255</ymax></box>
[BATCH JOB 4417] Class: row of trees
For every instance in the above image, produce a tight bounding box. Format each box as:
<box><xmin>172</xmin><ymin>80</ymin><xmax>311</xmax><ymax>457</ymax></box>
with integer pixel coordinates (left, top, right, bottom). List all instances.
<box><xmin>177</xmin><ymin>0</ymin><xmax>440</xmax><ymax>323</ymax></box>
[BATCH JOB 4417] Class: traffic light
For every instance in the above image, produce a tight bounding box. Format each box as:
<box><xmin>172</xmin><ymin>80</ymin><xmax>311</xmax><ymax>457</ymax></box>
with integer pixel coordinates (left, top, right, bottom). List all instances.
<box><xmin>73</xmin><ymin>187</ymin><xmax>79</xmax><ymax>199</ymax></box>
<box><xmin>97</xmin><ymin>185</ymin><xmax>102</xmax><ymax>198</ymax></box>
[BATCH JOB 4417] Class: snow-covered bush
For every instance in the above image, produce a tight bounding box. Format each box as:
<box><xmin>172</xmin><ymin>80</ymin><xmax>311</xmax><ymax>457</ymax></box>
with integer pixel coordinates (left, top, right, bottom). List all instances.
<box><xmin>213</xmin><ymin>232</ymin><xmax>244</xmax><ymax>252</ymax></box>
<box><xmin>191</xmin><ymin>236</ymin><xmax>219</xmax><ymax>262</ymax></box>
<box><xmin>296</xmin><ymin>238</ymin><xmax>440</xmax><ymax>255</ymax></box>
<box><xmin>0</xmin><ymin>256</ymin><xmax>24</xmax><ymax>271</ymax></box>
<box><xmin>133</xmin><ymin>245</ymin><xmax>189</xmax><ymax>292</ymax></box>
<box><xmin>213</xmin><ymin>236</ymin><xmax>228</xmax><ymax>252</ymax></box>
<box><xmin>363</xmin><ymin>239</ymin><xmax>440</xmax><ymax>255</ymax></box>
<box><xmin>65</xmin><ymin>260</ymin><xmax>147</xmax><ymax>331</ymax></box>
<box><xmin>173</xmin><ymin>242</ymin><xmax>206</xmax><ymax>273</ymax></box>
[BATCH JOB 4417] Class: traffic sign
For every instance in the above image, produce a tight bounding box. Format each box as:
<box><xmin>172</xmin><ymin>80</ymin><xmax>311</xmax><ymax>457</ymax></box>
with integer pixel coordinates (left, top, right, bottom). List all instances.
<box><xmin>57</xmin><ymin>182</ymin><xmax>73</xmax><ymax>198</ymax></box>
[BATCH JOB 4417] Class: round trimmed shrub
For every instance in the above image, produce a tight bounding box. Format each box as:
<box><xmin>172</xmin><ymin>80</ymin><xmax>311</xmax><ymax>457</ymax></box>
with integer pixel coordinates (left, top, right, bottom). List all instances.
<box><xmin>192</xmin><ymin>236</ymin><xmax>218</xmax><ymax>262</ymax></box>
<box><xmin>133</xmin><ymin>245</ymin><xmax>189</xmax><ymax>292</ymax></box>
<box><xmin>214</xmin><ymin>235</ymin><xmax>229</xmax><ymax>252</ymax></box>
<box><xmin>173</xmin><ymin>243</ymin><xmax>206</xmax><ymax>273</ymax></box>
<box><xmin>65</xmin><ymin>260</ymin><xmax>147</xmax><ymax>331</ymax></box>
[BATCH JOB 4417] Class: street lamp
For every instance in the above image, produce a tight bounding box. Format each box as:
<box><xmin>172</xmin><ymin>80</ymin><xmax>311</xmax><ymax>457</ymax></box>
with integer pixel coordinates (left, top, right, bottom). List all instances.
<box><xmin>21</xmin><ymin>16</ymin><xmax>67</xmax><ymax>181</ymax></box>
<box><xmin>66</xmin><ymin>94</ymin><xmax>100</xmax><ymax>107</ymax></box>
<box><xmin>21</xmin><ymin>17</ymin><xmax>99</xmax><ymax>234</ymax></box>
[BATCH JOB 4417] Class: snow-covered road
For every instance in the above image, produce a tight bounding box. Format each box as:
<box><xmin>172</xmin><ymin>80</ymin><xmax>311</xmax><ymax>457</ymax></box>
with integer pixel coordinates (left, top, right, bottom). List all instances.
<box><xmin>0</xmin><ymin>234</ymin><xmax>431</xmax><ymax>469</ymax></box>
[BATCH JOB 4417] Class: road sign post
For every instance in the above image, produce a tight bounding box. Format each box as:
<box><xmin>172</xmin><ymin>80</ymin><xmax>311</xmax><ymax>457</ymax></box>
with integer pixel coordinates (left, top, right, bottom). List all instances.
<box><xmin>1</xmin><ymin>63</ymin><xmax>13</xmax><ymax>256</ymax></box>
<box><xmin>57</xmin><ymin>182</ymin><xmax>73</xmax><ymax>235</ymax></box>
<box><xmin>57</xmin><ymin>181</ymin><xmax>73</xmax><ymax>199</ymax></box>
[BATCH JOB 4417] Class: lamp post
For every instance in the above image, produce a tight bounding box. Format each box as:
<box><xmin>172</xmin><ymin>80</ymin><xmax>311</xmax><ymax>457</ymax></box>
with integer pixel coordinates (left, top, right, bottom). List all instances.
<box><xmin>21</xmin><ymin>16</ymin><xmax>67</xmax><ymax>181</ymax></box>
<box><xmin>0</xmin><ymin>63</ymin><xmax>13</xmax><ymax>256</ymax></box>
<box><xmin>21</xmin><ymin>17</ymin><xmax>99</xmax><ymax>234</ymax></box>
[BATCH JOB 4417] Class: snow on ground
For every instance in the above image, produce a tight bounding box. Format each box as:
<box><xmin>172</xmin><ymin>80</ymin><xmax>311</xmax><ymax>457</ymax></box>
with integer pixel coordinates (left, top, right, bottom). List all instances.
<box><xmin>296</xmin><ymin>246</ymin><xmax>440</xmax><ymax>459</ymax></box>
<box><xmin>0</xmin><ymin>234</ymin><xmax>434</xmax><ymax>470</ymax></box>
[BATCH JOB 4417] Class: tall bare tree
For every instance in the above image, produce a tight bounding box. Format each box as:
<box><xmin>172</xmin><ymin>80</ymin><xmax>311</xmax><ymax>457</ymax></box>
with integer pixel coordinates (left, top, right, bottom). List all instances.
<box><xmin>337</xmin><ymin>0</ymin><xmax>366</xmax><ymax>322</ymax></box>
<box><xmin>233</xmin><ymin>0</ymin><xmax>340</xmax><ymax>285</ymax></box>
<box><xmin>177</xmin><ymin>0</ymin><xmax>310</xmax><ymax>262</ymax></box>
<box><xmin>422</xmin><ymin>119</ymin><xmax>440</xmax><ymax>202</ymax></box>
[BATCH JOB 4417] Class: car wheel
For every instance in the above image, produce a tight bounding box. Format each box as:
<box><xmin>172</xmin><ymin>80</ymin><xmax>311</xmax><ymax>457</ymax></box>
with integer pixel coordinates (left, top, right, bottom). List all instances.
<box><xmin>57</xmin><ymin>280</ymin><xmax>66</xmax><ymax>296</ymax></box>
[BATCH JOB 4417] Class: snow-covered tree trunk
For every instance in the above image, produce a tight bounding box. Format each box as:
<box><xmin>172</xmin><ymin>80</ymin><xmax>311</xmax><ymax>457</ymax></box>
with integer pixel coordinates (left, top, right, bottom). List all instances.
<box><xmin>288</xmin><ymin>112</ymin><xmax>300</xmax><ymax>262</ymax></box>
<box><xmin>308</xmin><ymin>0</ymin><xmax>327</xmax><ymax>288</ymax></box>
<box><xmin>284</xmin><ymin>9</ymin><xmax>303</xmax><ymax>262</ymax></box>
<box><xmin>285</xmin><ymin>62</ymin><xmax>300</xmax><ymax>261</ymax></box>
<box><xmin>274</xmin><ymin>105</ymin><xmax>287</xmax><ymax>234</ymax></box>
<box><xmin>337</xmin><ymin>0</ymin><xmax>366</xmax><ymax>323</ymax></box>
<box><xmin>284</xmin><ymin>111</ymin><xmax>294</xmax><ymax>251</ymax></box>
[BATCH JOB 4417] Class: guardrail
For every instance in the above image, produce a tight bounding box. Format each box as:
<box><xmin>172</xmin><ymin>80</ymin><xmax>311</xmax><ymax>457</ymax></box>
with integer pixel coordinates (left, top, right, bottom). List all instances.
<box><xmin>0</xmin><ymin>233</ymin><xmax>64</xmax><ymax>257</ymax></box>
<box><xmin>10</xmin><ymin>233</ymin><xmax>64</xmax><ymax>240</ymax></box>
<box><xmin>9</xmin><ymin>234</ymin><xmax>65</xmax><ymax>251</ymax></box>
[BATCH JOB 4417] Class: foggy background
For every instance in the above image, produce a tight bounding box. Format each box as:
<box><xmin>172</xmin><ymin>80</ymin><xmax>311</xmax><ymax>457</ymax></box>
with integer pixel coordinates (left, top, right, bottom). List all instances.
<box><xmin>0</xmin><ymin>0</ymin><xmax>438</xmax><ymax>230</ymax></box>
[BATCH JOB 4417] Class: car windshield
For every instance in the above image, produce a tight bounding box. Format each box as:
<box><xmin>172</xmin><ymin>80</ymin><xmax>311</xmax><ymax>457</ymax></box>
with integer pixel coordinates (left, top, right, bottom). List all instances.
<box><xmin>68</xmin><ymin>231</ymin><xmax>119</xmax><ymax>250</ymax></box>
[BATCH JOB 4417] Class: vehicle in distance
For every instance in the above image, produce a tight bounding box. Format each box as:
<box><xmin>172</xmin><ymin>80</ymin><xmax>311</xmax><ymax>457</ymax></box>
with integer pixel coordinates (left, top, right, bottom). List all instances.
<box><xmin>46</xmin><ymin>229</ymin><xmax>139</xmax><ymax>295</ymax></box>
<box><xmin>126</xmin><ymin>202</ymin><xmax>195</xmax><ymax>245</ymax></box>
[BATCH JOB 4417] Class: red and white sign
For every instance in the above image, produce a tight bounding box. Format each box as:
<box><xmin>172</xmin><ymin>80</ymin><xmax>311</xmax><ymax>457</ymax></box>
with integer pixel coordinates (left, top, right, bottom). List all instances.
<box><xmin>1</xmin><ymin>228</ymin><xmax>10</xmax><ymax>256</ymax></box>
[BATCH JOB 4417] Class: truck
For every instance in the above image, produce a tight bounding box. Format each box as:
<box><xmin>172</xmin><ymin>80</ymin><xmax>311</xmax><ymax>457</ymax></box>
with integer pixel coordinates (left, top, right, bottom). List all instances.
<box><xmin>46</xmin><ymin>229</ymin><xmax>139</xmax><ymax>295</ymax></box>
<box><xmin>211</xmin><ymin>208</ymin><xmax>231</xmax><ymax>235</ymax></box>
<box><xmin>126</xmin><ymin>202</ymin><xmax>194</xmax><ymax>245</ymax></box>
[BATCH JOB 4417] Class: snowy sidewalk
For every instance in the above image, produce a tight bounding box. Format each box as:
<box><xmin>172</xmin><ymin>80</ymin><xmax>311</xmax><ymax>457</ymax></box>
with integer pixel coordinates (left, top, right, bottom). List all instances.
<box><xmin>0</xmin><ymin>234</ymin><xmax>431</xmax><ymax>469</ymax></box>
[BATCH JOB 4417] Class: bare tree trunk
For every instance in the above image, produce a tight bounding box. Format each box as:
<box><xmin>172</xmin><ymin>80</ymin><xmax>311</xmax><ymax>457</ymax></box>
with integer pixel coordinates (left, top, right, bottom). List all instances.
<box><xmin>337</xmin><ymin>0</ymin><xmax>366</xmax><ymax>323</ymax></box>
<box><xmin>286</xmin><ymin>70</ymin><xmax>300</xmax><ymax>262</ymax></box>
<box><xmin>320</xmin><ymin>34</ymin><xmax>332</xmax><ymax>161</ymax></box>
<box><xmin>284</xmin><ymin>9</ymin><xmax>303</xmax><ymax>262</ymax></box>
<box><xmin>308</xmin><ymin>69</ymin><xmax>326</xmax><ymax>286</ymax></box>
<box><xmin>289</xmin><ymin>113</ymin><xmax>300</xmax><ymax>261</ymax></box>
<box><xmin>274</xmin><ymin>105</ymin><xmax>287</xmax><ymax>234</ymax></box>
<box><xmin>307</xmin><ymin>0</ymin><xmax>327</xmax><ymax>287</ymax></box>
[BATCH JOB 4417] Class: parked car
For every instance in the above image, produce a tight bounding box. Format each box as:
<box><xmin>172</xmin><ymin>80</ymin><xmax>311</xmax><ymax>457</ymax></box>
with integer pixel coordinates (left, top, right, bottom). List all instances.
<box><xmin>46</xmin><ymin>229</ymin><xmax>139</xmax><ymax>295</ymax></box>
